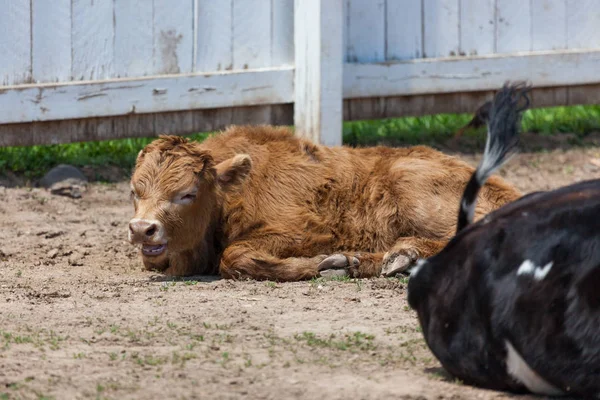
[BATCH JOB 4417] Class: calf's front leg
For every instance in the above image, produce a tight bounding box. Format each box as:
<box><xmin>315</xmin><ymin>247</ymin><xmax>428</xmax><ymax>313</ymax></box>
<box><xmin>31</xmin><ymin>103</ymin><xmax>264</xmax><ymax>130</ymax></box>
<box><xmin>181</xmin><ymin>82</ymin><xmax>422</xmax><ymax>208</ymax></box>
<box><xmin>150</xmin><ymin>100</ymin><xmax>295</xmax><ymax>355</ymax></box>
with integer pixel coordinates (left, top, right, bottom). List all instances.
<box><xmin>318</xmin><ymin>236</ymin><xmax>448</xmax><ymax>278</ymax></box>
<box><xmin>219</xmin><ymin>241</ymin><xmax>328</xmax><ymax>281</ymax></box>
<box><xmin>380</xmin><ymin>236</ymin><xmax>447</xmax><ymax>276</ymax></box>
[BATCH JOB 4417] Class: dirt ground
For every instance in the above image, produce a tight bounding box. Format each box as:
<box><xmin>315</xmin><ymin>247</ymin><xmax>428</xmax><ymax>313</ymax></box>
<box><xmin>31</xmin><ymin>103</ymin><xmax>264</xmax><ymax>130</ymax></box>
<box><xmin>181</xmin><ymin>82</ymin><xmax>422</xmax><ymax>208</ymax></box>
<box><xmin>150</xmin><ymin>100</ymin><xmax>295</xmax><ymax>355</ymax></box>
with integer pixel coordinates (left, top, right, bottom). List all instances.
<box><xmin>2</xmin><ymin>138</ymin><xmax>600</xmax><ymax>400</ymax></box>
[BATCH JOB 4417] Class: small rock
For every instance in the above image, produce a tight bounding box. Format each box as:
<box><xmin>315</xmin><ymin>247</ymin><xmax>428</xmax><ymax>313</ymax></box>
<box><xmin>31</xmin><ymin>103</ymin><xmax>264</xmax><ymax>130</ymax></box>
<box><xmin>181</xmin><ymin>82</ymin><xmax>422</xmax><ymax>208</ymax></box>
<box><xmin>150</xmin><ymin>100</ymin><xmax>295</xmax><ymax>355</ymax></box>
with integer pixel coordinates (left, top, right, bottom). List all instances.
<box><xmin>68</xmin><ymin>252</ymin><xmax>85</xmax><ymax>266</ymax></box>
<box><xmin>40</xmin><ymin>164</ymin><xmax>88</xmax><ymax>199</ymax></box>
<box><xmin>47</xmin><ymin>249</ymin><xmax>59</xmax><ymax>259</ymax></box>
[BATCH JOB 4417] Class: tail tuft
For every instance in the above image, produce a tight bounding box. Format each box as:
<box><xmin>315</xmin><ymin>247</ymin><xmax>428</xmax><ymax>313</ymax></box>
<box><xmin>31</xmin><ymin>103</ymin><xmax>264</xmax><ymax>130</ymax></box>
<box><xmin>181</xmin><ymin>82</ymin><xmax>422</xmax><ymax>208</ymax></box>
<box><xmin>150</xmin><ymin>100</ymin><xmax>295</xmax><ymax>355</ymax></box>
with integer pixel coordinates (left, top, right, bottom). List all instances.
<box><xmin>456</xmin><ymin>82</ymin><xmax>531</xmax><ymax>233</ymax></box>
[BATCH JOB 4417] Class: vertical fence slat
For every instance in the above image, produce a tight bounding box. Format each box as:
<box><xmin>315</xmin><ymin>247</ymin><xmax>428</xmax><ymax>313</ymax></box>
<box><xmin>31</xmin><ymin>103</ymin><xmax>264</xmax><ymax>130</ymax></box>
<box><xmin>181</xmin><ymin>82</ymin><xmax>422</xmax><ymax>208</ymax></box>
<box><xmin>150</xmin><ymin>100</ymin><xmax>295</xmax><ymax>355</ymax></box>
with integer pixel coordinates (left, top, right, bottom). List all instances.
<box><xmin>459</xmin><ymin>0</ymin><xmax>495</xmax><ymax>56</ymax></box>
<box><xmin>271</xmin><ymin>0</ymin><xmax>294</xmax><ymax>66</ymax></box>
<box><xmin>530</xmin><ymin>1</ymin><xmax>567</xmax><ymax>106</ymax></box>
<box><xmin>153</xmin><ymin>0</ymin><xmax>194</xmax><ymax>74</ymax></box>
<box><xmin>232</xmin><ymin>0</ymin><xmax>273</xmax><ymax>124</ymax></box>
<box><xmin>295</xmin><ymin>0</ymin><xmax>343</xmax><ymax>145</ymax></box>
<box><xmin>531</xmin><ymin>0</ymin><xmax>567</xmax><ymax>51</ymax></box>
<box><xmin>566</xmin><ymin>0</ymin><xmax>600</xmax><ymax>49</ymax></box>
<box><xmin>386</xmin><ymin>0</ymin><xmax>423</xmax><ymax>60</ymax></box>
<box><xmin>152</xmin><ymin>1</ymin><xmax>195</xmax><ymax>133</ymax></box>
<box><xmin>0</xmin><ymin>0</ymin><xmax>31</xmax><ymax>85</ymax></box>
<box><xmin>496</xmin><ymin>0</ymin><xmax>531</xmax><ymax>53</ymax></box>
<box><xmin>32</xmin><ymin>0</ymin><xmax>71</xmax><ymax>83</ymax></box>
<box><xmin>196</xmin><ymin>0</ymin><xmax>233</xmax><ymax>72</ymax></box>
<box><xmin>72</xmin><ymin>0</ymin><xmax>115</xmax><ymax>80</ymax></box>
<box><xmin>115</xmin><ymin>1</ymin><xmax>154</xmax><ymax>77</ymax></box>
<box><xmin>423</xmin><ymin>0</ymin><xmax>460</xmax><ymax>58</ymax></box>
<box><xmin>346</xmin><ymin>0</ymin><xmax>385</xmax><ymax>62</ymax></box>
<box><xmin>233</xmin><ymin>0</ymin><xmax>272</xmax><ymax>69</ymax></box>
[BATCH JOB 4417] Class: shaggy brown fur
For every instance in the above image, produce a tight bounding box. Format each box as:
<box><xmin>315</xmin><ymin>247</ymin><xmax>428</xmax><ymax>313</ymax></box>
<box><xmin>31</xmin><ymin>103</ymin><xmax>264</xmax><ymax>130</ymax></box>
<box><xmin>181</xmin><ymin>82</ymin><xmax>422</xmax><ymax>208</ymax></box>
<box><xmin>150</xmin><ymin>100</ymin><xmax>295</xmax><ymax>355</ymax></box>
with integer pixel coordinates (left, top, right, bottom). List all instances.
<box><xmin>128</xmin><ymin>125</ymin><xmax>521</xmax><ymax>281</ymax></box>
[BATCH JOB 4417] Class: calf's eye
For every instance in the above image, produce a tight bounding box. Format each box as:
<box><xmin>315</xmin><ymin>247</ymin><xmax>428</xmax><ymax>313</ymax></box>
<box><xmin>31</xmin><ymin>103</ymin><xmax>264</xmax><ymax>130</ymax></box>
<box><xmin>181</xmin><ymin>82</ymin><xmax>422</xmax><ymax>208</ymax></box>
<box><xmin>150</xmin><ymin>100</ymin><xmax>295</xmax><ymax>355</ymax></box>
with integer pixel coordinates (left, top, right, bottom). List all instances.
<box><xmin>174</xmin><ymin>192</ymin><xmax>197</xmax><ymax>205</ymax></box>
<box><xmin>182</xmin><ymin>193</ymin><xmax>196</xmax><ymax>201</ymax></box>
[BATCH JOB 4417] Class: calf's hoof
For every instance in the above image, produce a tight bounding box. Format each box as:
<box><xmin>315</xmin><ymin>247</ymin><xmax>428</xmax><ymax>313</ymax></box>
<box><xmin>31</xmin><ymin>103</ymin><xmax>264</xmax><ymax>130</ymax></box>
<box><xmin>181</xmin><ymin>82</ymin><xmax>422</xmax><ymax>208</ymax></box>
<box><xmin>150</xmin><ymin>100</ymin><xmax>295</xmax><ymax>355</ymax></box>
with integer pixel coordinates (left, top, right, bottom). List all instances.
<box><xmin>381</xmin><ymin>249</ymin><xmax>418</xmax><ymax>277</ymax></box>
<box><xmin>318</xmin><ymin>254</ymin><xmax>360</xmax><ymax>278</ymax></box>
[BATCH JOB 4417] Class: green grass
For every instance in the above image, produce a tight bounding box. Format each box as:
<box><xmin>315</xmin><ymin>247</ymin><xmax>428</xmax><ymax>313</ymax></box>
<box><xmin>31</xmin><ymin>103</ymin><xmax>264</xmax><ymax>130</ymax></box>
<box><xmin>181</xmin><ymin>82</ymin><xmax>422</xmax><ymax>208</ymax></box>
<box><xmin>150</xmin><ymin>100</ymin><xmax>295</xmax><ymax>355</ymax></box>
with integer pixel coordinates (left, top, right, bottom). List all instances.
<box><xmin>0</xmin><ymin>132</ymin><xmax>211</xmax><ymax>180</ymax></box>
<box><xmin>343</xmin><ymin>105</ymin><xmax>600</xmax><ymax>147</ymax></box>
<box><xmin>2</xmin><ymin>105</ymin><xmax>600</xmax><ymax>180</ymax></box>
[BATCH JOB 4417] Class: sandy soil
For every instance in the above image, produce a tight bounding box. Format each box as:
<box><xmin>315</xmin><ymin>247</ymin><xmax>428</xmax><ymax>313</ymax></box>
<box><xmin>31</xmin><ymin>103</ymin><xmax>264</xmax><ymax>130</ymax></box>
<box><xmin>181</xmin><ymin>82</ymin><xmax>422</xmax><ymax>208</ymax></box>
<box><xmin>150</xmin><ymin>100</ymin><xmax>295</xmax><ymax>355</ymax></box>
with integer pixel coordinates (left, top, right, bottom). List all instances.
<box><xmin>1</xmin><ymin>140</ymin><xmax>599</xmax><ymax>400</ymax></box>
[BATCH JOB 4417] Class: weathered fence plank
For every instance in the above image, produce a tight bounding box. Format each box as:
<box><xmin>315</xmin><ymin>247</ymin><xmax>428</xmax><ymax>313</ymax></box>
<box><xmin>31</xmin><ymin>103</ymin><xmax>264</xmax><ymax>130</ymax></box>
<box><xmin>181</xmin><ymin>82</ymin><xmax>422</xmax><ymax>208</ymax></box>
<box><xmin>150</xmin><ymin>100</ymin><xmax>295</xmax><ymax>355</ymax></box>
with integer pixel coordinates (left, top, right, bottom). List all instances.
<box><xmin>566</xmin><ymin>0</ymin><xmax>600</xmax><ymax>49</ymax></box>
<box><xmin>114</xmin><ymin>1</ymin><xmax>154</xmax><ymax>77</ymax></box>
<box><xmin>347</xmin><ymin>0</ymin><xmax>385</xmax><ymax>62</ymax></box>
<box><xmin>459</xmin><ymin>0</ymin><xmax>495</xmax><ymax>56</ymax></box>
<box><xmin>531</xmin><ymin>0</ymin><xmax>567</xmax><ymax>51</ymax></box>
<box><xmin>32</xmin><ymin>0</ymin><xmax>72</xmax><ymax>83</ymax></box>
<box><xmin>496</xmin><ymin>0</ymin><xmax>531</xmax><ymax>53</ymax></box>
<box><xmin>386</xmin><ymin>0</ymin><xmax>423</xmax><ymax>60</ymax></box>
<box><xmin>423</xmin><ymin>0</ymin><xmax>459</xmax><ymax>57</ymax></box>
<box><xmin>72</xmin><ymin>0</ymin><xmax>115</xmax><ymax>81</ymax></box>
<box><xmin>0</xmin><ymin>68</ymin><xmax>294</xmax><ymax>124</ymax></box>
<box><xmin>232</xmin><ymin>0</ymin><xmax>273</xmax><ymax>127</ymax></box>
<box><xmin>0</xmin><ymin>0</ymin><xmax>31</xmax><ymax>85</ymax></box>
<box><xmin>196</xmin><ymin>0</ymin><xmax>233</xmax><ymax>72</ymax></box>
<box><xmin>344</xmin><ymin>49</ymin><xmax>600</xmax><ymax>98</ymax></box>
<box><xmin>271</xmin><ymin>0</ymin><xmax>295</xmax><ymax>66</ymax></box>
<box><xmin>153</xmin><ymin>0</ymin><xmax>194</xmax><ymax>74</ymax></box>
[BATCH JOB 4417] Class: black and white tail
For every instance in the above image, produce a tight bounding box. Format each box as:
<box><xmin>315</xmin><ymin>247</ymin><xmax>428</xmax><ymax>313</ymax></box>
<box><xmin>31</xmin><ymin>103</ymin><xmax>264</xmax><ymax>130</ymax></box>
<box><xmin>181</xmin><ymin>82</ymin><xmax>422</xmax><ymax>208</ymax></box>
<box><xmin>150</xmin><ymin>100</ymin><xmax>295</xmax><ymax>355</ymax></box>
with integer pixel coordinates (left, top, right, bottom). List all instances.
<box><xmin>456</xmin><ymin>82</ymin><xmax>531</xmax><ymax>233</ymax></box>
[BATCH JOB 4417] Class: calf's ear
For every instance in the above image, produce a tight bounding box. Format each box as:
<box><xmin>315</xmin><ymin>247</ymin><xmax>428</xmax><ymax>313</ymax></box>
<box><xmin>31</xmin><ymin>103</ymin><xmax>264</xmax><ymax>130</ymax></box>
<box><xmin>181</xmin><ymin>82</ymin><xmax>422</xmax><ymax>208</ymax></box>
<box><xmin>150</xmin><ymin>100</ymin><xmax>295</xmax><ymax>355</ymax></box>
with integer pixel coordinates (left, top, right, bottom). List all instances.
<box><xmin>215</xmin><ymin>154</ymin><xmax>252</xmax><ymax>189</ymax></box>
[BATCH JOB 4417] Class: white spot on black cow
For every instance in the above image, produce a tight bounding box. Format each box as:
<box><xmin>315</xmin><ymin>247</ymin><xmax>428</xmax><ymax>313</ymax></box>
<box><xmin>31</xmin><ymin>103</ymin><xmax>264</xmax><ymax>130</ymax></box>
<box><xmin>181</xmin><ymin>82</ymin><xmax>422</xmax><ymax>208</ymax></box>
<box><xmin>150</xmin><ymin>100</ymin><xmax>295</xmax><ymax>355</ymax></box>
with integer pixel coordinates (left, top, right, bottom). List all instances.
<box><xmin>410</xmin><ymin>259</ymin><xmax>427</xmax><ymax>278</ymax></box>
<box><xmin>505</xmin><ymin>340</ymin><xmax>564</xmax><ymax>396</ymax></box>
<box><xmin>517</xmin><ymin>260</ymin><xmax>554</xmax><ymax>281</ymax></box>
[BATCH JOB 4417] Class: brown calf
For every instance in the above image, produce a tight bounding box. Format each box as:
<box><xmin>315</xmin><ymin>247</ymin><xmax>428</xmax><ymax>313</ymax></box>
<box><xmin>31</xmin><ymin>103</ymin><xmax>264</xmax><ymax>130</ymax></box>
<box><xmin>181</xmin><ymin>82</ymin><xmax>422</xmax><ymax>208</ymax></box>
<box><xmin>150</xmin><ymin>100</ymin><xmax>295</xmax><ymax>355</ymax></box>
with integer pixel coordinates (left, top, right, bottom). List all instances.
<box><xmin>128</xmin><ymin>125</ymin><xmax>520</xmax><ymax>281</ymax></box>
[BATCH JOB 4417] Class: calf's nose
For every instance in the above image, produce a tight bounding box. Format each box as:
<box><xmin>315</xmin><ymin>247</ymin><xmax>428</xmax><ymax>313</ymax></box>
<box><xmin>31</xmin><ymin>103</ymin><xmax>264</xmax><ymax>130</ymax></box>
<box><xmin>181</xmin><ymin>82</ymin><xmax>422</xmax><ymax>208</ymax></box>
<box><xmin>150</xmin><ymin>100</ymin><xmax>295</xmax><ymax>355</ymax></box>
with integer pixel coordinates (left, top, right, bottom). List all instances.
<box><xmin>129</xmin><ymin>220</ymin><xmax>158</xmax><ymax>241</ymax></box>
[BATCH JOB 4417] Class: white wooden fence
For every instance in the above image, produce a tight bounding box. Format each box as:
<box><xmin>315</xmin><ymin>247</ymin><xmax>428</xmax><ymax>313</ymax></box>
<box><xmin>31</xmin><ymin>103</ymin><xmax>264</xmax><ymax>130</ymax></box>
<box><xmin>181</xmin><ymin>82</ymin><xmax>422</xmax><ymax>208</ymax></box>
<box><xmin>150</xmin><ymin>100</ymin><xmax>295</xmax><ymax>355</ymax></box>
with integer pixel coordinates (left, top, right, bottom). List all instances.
<box><xmin>1</xmin><ymin>0</ymin><xmax>600</xmax><ymax>147</ymax></box>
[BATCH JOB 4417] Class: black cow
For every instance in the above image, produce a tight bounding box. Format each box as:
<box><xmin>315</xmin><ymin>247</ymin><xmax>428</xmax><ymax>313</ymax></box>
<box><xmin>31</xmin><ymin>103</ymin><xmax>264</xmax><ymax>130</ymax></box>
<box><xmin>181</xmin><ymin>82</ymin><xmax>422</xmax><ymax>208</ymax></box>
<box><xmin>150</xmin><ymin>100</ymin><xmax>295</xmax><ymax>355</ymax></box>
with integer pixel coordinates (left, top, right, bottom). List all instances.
<box><xmin>408</xmin><ymin>82</ymin><xmax>600</xmax><ymax>398</ymax></box>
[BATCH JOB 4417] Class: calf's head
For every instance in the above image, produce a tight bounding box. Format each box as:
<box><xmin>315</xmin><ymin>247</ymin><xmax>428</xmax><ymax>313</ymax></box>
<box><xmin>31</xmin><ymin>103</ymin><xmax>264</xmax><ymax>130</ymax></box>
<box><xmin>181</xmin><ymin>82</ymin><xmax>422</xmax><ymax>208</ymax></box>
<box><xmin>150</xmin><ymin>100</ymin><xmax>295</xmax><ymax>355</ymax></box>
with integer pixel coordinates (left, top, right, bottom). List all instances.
<box><xmin>128</xmin><ymin>135</ymin><xmax>251</xmax><ymax>275</ymax></box>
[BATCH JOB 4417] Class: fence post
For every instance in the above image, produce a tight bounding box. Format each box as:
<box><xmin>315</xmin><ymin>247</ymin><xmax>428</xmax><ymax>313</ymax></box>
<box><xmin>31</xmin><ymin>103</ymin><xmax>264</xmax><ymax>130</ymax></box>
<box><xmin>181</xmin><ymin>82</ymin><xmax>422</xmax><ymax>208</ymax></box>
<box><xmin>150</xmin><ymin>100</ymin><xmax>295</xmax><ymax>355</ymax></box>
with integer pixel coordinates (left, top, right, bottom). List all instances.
<box><xmin>294</xmin><ymin>0</ymin><xmax>343</xmax><ymax>146</ymax></box>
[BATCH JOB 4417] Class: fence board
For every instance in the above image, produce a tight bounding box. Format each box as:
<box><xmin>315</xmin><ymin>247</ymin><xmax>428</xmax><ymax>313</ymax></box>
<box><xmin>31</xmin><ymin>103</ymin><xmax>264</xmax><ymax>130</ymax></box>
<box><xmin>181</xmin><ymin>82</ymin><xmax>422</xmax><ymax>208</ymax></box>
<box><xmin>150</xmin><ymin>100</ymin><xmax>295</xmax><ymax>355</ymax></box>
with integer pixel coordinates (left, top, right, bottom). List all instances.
<box><xmin>423</xmin><ymin>0</ymin><xmax>459</xmax><ymax>58</ymax></box>
<box><xmin>72</xmin><ymin>0</ymin><xmax>115</xmax><ymax>81</ymax></box>
<box><xmin>496</xmin><ymin>0</ymin><xmax>531</xmax><ymax>53</ymax></box>
<box><xmin>344</xmin><ymin>49</ymin><xmax>600</xmax><ymax>98</ymax></box>
<box><xmin>386</xmin><ymin>0</ymin><xmax>422</xmax><ymax>60</ymax></box>
<box><xmin>32</xmin><ymin>0</ymin><xmax>71</xmax><ymax>83</ymax></box>
<box><xmin>196</xmin><ymin>0</ymin><xmax>233</xmax><ymax>72</ymax></box>
<box><xmin>115</xmin><ymin>0</ymin><xmax>154</xmax><ymax>77</ymax></box>
<box><xmin>232</xmin><ymin>0</ymin><xmax>273</xmax><ymax>126</ymax></box>
<box><xmin>566</xmin><ymin>0</ymin><xmax>600</xmax><ymax>49</ymax></box>
<box><xmin>233</xmin><ymin>0</ymin><xmax>271</xmax><ymax>69</ymax></box>
<box><xmin>531</xmin><ymin>0</ymin><xmax>567</xmax><ymax>51</ymax></box>
<box><xmin>459</xmin><ymin>0</ymin><xmax>495</xmax><ymax>56</ymax></box>
<box><xmin>153</xmin><ymin>0</ymin><xmax>194</xmax><ymax>74</ymax></box>
<box><xmin>0</xmin><ymin>0</ymin><xmax>31</xmax><ymax>85</ymax></box>
<box><xmin>347</xmin><ymin>0</ymin><xmax>385</xmax><ymax>62</ymax></box>
<box><xmin>271</xmin><ymin>0</ymin><xmax>294</xmax><ymax>66</ymax></box>
<box><xmin>0</xmin><ymin>67</ymin><xmax>294</xmax><ymax>124</ymax></box>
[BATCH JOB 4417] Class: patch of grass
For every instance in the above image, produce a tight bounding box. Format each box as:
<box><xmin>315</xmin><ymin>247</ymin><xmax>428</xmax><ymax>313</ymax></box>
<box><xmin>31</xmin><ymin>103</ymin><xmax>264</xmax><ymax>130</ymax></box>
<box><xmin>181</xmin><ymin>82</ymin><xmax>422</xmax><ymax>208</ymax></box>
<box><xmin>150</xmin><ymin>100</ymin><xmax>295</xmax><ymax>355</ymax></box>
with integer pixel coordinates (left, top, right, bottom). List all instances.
<box><xmin>3</xmin><ymin>105</ymin><xmax>600</xmax><ymax>180</ymax></box>
<box><xmin>343</xmin><ymin>105</ymin><xmax>600</xmax><ymax>147</ymax></box>
<box><xmin>132</xmin><ymin>353</ymin><xmax>168</xmax><ymax>367</ymax></box>
<box><xmin>294</xmin><ymin>331</ymin><xmax>376</xmax><ymax>352</ymax></box>
<box><xmin>0</xmin><ymin>132</ymin><xmax>212</xmax><ymax>180</ymax></box>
